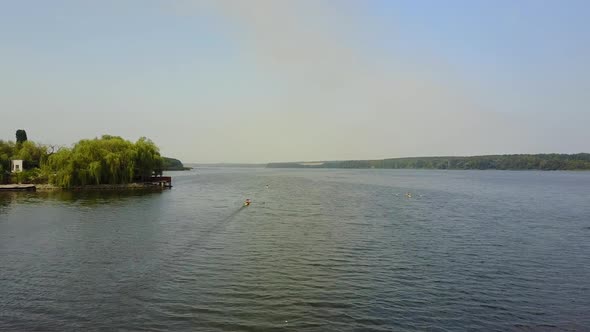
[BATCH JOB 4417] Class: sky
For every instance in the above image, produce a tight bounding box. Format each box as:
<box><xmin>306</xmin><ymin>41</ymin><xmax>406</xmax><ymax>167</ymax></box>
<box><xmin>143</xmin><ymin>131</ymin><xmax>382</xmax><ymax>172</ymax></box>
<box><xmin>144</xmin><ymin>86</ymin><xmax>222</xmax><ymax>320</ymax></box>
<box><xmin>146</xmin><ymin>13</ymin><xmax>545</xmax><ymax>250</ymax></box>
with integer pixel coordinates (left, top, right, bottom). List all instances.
<box><xmin>1</xmin><ymin>0</ymin><xmax>589</xmax><ymax>163</ymax></box>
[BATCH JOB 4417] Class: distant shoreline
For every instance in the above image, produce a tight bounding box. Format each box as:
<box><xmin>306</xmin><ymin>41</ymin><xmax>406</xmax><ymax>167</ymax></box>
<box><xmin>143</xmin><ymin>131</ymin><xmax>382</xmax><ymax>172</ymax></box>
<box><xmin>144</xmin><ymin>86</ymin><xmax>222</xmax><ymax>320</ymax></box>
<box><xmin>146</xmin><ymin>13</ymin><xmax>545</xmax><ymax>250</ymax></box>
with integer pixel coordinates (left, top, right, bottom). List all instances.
<box><xmin>163</xmin><ymin>166</ymin><xmax>192</xmax><ymax>171</ymax></box>
<box><xmin>188</xmin><ymin>163</ymin><xmax>266</xmax><ymax>168</ymax></box>
<box><xmin>267</xmin><ymin>154</ymin><xmax>590</xmax><ymax>171</ymax></box>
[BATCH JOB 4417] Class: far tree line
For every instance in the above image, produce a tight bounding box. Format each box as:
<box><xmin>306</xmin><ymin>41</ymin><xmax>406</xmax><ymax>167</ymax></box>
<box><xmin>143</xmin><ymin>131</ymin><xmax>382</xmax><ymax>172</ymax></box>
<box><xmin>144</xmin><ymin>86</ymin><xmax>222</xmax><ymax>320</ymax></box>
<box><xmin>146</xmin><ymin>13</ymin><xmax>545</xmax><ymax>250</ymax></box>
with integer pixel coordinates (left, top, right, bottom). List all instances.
<box><xmin>267</xmin><ymin>154</ymin><xmax>590</xmax><ymax>170</ymax></box>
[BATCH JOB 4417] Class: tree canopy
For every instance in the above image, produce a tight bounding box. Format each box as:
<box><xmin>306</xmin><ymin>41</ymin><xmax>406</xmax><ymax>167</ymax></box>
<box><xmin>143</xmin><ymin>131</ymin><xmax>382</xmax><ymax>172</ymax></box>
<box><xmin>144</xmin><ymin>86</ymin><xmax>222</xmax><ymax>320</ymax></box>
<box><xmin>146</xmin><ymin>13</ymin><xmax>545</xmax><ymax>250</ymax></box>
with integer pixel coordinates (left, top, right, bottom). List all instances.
<box><xmin>0</xmin><ymin>139</ymin><xmax>48</xmax><ymax>183</ymax></box>
<box><xmin>1</xmin><ymin>133</ymin><xmax>179</xmax><ymax>186</ymax></box>
<box><xmin>44</xmin><ymin>135</ymin><xmax>164</xmax><ymax>187</ymax></box>
<box><xmin>16</xmin><ymin>129</ymin><xmax>28</xmax><ymax>144</ymax></box>
<box><xmin>162</xmin><ymin>157</ymin><xmax>190</xmax><ymax>170</ymax></box>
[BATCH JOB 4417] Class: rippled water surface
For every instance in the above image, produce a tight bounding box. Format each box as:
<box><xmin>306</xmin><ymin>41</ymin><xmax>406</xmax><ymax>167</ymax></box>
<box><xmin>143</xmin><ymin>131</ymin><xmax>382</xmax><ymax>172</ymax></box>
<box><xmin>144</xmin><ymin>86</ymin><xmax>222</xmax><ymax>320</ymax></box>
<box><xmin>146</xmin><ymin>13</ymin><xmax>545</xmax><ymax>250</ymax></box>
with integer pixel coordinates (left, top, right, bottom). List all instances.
<box><xmin>1</xmin><ymin>169</ymin><xmax>590</xmax><ymax>331</ymax></box>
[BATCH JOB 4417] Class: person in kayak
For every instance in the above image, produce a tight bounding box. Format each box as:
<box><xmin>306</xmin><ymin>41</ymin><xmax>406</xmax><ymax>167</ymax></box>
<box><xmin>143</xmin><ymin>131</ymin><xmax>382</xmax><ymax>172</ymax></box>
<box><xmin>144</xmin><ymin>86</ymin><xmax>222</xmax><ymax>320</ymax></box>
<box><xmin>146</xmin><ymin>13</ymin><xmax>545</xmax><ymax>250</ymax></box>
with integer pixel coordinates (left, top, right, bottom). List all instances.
<box><xmin>244</xmin><ymin>199</ymin><xmax>252</xmax><ymax>206</ymax></box>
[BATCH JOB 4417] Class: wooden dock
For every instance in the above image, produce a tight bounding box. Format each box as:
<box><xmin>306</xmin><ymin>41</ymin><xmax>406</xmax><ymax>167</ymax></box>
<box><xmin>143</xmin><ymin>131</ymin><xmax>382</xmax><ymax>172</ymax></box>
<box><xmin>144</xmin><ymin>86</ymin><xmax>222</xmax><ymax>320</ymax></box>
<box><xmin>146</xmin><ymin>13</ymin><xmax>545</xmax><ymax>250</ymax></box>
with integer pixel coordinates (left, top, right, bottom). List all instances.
<box><xmin>148</xmin><ymin>176</ymin><xmax>172</xmax><ymax>188</ymax></box>
<box><xmin>0</xmin><ymin>184</ymin><xmax>36</xmax><ymax>191</ymax></box>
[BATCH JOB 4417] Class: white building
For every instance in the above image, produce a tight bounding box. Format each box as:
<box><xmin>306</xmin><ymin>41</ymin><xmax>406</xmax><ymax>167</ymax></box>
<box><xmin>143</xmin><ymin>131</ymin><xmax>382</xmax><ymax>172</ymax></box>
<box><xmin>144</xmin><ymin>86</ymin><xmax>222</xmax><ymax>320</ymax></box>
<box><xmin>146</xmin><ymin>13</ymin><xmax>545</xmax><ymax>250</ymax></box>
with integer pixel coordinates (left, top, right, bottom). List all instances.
<box><xmin>10</xmin><ymin>160</ymin><xmax>23</xmax><ymax>173</ymax></box>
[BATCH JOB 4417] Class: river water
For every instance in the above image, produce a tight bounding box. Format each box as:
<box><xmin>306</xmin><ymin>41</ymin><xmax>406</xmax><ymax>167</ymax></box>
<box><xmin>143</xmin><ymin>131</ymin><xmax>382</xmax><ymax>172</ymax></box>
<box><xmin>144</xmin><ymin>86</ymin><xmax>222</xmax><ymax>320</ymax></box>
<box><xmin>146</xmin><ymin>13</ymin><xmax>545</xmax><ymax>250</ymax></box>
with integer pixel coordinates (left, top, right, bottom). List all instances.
<box><xmin>1</xmin><ymin>168</ymin><xmax>589</xmax><ymax>331</ymax></box>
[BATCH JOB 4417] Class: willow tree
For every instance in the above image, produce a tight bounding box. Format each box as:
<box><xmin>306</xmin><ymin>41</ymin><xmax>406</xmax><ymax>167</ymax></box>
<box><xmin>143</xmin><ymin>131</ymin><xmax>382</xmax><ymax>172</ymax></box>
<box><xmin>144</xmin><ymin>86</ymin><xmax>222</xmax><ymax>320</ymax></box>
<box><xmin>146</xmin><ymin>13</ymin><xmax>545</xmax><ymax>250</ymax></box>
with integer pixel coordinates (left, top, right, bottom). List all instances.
<box><xmin>44</xmin><ymin>135</ymin><xmax>164</xmax><ymax>188</ymax></box>
<box><xmin>0</xmin><ymin>140</ymin><xmax>15</xmax><ymax>174</ymax></box>
<box><xmin>135</xmin><ymin>137</ymin><xmax>163</xmax><ymax>181</ymax></box>
<box><xmin>45</xmin><ymin>148</ymin><xmax>75</xmax><ymax>188</ymax></box>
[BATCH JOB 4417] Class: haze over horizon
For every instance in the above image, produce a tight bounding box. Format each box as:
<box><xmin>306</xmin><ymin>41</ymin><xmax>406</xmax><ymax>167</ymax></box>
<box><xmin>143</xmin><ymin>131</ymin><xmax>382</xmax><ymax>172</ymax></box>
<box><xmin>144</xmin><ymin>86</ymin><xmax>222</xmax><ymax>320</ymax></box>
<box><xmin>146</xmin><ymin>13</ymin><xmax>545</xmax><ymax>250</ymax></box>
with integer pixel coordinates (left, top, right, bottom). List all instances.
<box><xmin>1</xmin><ymin>0</ymin><xmax>589</xmax><ymax>163</ymax></box>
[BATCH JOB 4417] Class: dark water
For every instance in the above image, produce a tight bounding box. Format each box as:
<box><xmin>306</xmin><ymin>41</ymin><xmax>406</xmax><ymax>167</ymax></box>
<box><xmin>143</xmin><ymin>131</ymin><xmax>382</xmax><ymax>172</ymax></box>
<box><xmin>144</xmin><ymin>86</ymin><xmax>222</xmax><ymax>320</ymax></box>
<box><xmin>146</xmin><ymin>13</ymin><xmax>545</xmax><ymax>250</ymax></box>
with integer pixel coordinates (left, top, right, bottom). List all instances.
<box><xmin>1</xmin><ymin>169</ymin><xmax>589</xmax><ymax>331</ymax></box>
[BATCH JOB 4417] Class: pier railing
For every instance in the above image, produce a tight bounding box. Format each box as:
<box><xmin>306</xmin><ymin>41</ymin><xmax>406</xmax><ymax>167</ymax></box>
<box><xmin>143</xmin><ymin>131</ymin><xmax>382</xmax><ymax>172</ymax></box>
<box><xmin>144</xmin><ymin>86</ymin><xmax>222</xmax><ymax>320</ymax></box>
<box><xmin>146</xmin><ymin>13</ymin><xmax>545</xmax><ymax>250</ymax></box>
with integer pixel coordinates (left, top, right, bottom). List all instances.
<box><xmin>147</xmin><ymin>176</ymin><xmax>172</xmax><ymax>188</ymax></box>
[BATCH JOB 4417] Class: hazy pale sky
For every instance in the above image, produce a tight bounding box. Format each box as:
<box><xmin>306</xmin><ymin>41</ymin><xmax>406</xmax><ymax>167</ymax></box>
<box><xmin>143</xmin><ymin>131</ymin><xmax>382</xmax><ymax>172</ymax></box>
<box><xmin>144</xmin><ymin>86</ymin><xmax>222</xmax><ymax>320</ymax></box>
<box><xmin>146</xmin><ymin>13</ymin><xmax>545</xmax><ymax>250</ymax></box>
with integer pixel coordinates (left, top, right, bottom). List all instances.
<box><xmin>1</xmin><ymin>0</ymin><xmax>589</xmax><ymax>163</ymax></box>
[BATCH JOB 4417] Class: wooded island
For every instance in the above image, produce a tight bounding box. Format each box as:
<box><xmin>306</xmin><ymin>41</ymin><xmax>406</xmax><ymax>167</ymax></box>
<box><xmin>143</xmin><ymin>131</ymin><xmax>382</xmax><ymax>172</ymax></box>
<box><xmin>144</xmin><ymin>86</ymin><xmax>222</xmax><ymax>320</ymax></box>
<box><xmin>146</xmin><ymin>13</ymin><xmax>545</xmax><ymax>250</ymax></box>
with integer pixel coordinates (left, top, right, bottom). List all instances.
<box><xmin>1</xmin><ymin>130</ymin><xmax>186</xmax><ymax>188</ymax></box>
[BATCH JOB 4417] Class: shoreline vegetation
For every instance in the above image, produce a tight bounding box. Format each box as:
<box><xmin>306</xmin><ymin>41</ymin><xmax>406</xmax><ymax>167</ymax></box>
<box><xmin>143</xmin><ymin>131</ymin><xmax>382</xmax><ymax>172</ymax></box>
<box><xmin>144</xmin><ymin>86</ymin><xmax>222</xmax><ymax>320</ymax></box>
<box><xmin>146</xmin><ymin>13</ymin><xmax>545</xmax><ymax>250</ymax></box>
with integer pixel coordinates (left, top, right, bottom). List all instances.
<box><xmin>1</xmin><ymin>130</ymin><xmax>187</xmax><ymax>189</ymax></box>
<box><xmin>163</xmin><ymin>157</ymin><xmax>192</xmax><ymax>171</ymax></box>
<box><xmin>34</xmin><ymin>183</ymin><xmax>168</xmax><ymax>191</ymax></box>
<box><xmin>267</xmin><ymin>154</ymin><xmax>590</xmax><ymax>171</ymax></box>
<box><xmin>3</xmin><ymin>130</ymin><xmax>588</xmax><ymax>192</ymax></box>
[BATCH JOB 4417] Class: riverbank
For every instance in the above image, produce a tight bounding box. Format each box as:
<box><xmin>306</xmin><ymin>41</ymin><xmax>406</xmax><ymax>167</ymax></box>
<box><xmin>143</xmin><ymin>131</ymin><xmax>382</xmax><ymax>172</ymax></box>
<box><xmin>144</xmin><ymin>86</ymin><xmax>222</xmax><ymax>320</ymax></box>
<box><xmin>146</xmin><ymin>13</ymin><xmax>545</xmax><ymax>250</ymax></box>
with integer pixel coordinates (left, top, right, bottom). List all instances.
<box><xmin>0</xmin><ymin>184</ymin><xmax>36</xmax><ymax>191</ymax></box>
<box><xmin>18</xmin><ymin>183</ymin><xmax>171</xmax><ymax>192</ymax></box>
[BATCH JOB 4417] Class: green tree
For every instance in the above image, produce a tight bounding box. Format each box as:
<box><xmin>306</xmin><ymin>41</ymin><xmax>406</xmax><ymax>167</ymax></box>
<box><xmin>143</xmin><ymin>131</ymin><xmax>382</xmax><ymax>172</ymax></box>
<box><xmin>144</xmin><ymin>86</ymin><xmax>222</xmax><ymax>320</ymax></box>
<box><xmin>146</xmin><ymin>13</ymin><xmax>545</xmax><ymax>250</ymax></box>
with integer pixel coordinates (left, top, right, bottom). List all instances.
<box><xmin>14</xmin><ymin>141</ymin><xmax>47</xmax><ymax>167</ymax></box>
<box><xmin>16</xmin><ymin>129</ymin><xmax>28</xmax><ymax>144</ymax></box>
<box><xmin>43</xmin><ymin>135</ymin><xmax>164</xmax><ymax>188</ymax></box>
<box><xmin>0</xmin><ymin>140</ymin><xmax>15</xmax><ymax>182</ymax></box>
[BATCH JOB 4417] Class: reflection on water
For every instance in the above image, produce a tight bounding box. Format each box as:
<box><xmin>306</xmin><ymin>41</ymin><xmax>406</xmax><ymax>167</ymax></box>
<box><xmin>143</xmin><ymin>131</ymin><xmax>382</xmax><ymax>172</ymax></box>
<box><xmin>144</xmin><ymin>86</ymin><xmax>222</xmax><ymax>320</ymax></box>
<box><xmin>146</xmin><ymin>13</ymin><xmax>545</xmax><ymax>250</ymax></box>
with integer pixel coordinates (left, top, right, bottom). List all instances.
<box><xmin>1</xmin><ymin>189</ymin><xmax>162</xmax><ymax>204</ymax></box>
<box><xmin>1</xmin><ymin>169</ymin><xmax>590</xmax><ymax>331</ymax></box>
